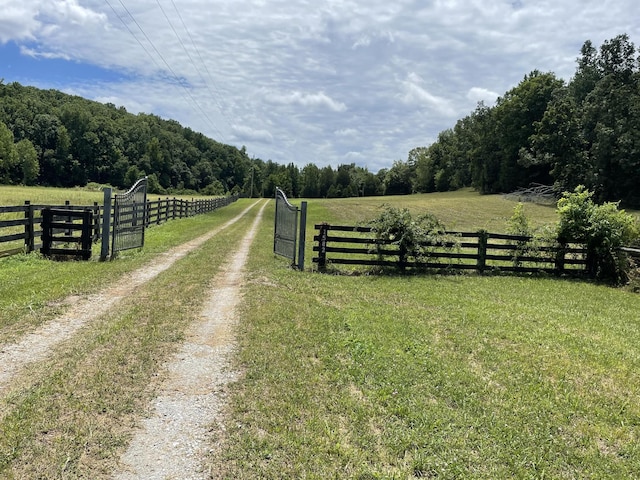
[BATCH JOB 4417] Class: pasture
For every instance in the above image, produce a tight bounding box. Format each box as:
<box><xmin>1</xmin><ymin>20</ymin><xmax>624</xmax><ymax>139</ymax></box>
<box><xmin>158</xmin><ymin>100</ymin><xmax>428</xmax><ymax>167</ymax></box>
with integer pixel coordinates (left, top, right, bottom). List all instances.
<box><xmin>211</xmin><ymin>192</ymin><xmax>640</xmax><ymax>478</ymax></box>
<box><xmin>1</xmin><ymin>188</ymin><xmax>640</xmax><ymax>478</ymax></box>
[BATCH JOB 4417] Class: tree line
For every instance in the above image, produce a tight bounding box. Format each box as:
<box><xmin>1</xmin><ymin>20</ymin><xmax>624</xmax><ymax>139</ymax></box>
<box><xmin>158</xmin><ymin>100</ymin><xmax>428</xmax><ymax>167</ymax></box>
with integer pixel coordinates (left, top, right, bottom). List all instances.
<box><xmin>1</xmin><ymin>34</ymin><xmax>639</xmax><ymax>204</ymax></box>
<box><xmin>403</xmin><ymin>33</ymin><xmax>640</xmax><ymax>207</ymax></box>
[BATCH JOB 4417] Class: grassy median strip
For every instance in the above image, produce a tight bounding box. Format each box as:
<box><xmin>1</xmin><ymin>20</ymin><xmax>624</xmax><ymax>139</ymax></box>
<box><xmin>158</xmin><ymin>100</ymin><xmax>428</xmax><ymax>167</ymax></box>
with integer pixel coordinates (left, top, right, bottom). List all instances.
<box><xmin>0</xmin><ymin>201</ymin><xmax>262</xmax><ymax>478</ymax></box>
<box><xmin>209</xmin><ymin>198</ymin><xmax>640</xmax><ymax>478</ymax></box>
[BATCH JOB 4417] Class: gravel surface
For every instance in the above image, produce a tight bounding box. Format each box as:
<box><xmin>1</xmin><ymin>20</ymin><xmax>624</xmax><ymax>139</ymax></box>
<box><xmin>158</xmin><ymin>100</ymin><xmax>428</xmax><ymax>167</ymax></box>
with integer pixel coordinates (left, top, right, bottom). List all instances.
<box><xmin>0</xmin><ymin>201</ymin><xmax>260</xmax><ymax>394</ymax></box>
<box><xmin>111</xmin><ymin>200</ymin><xmax>267</xmax><ymax>479</ymax></box>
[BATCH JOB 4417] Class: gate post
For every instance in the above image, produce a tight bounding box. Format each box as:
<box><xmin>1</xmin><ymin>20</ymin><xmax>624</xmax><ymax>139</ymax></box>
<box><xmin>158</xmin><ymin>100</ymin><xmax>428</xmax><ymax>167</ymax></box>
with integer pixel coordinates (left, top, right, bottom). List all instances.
<box><xmin>297</xmin><ymin>201</ymin><xmax>308</xmax><ymax>271</ymax></box>
<box><xmin>100</xmin><ymin>188</ymin><xmax>112</xmax><ymax>261</ymax></box>
<box><xmin>317</xmin><ymin>223</ymin><xmax>329</xmax><ymax>273</ymax></box>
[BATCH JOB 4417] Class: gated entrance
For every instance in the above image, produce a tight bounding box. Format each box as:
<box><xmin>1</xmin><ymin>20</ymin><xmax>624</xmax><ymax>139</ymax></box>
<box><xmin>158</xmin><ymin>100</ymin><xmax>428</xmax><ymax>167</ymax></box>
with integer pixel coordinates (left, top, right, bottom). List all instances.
<box><xmin>111</xmin><ymin>177</ymin><xmax>148</xmax><ymax>257</ymax></box>
<box><xmin>274</xmin><ymin>187</ymin><xmax>307</xmax><ymax>270</ymax></box>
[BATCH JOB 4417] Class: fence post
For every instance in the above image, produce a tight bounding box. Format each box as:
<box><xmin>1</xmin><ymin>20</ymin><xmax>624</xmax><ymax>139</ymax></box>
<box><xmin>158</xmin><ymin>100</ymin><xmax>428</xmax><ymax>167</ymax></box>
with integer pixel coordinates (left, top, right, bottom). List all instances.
<box><xmin>64</xmin><ymin>200</ymin><xmax>72</xmax><ymax>237</ymax></box>
<box><xmin>41</xmin><ymin>208</ymin><xmax>52</xmax><ymax>256</ymax></box>
<box><xmin>81</xmin><ymin>209</ymin><xmax>93</xmax><ymax>260</ymax></box>
<box><xmin>318</xmin><ymin>223</ymin><xmax>328</xmax><ymax>272</ymax></box>
<box><xmin>24</xmin><ymin>201</ymin><xmax>35</xmax><ymax>253</ymax></box>
<box><xmin>100</xmin><ymin>188</ymin><xmax>112</xmax><ymax>261</ymax></box>
<box><xmin>297</xmin><ymin>201</ymin><xmax>308</xmax><ymax>271</ymax></box>
<box><xmin>555</xmin><ymin>242</ymin><xmax>566</xmax><ymax>274</ymax></box>
<box><xmin>477</xmin><ymin>230</ymin><xmax>488</xmax><ymax>273</ymax></box>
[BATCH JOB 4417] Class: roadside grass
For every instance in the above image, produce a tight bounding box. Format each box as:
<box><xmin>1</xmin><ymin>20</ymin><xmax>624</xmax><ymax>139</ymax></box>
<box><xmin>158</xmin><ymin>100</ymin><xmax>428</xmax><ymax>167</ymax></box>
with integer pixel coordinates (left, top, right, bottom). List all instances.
<box><xmin>0</xmin><ymin>200</ymin><xmax>265</xmax><ymax>478</ymax></box>
<box><xmin>0</xmin><ymin>198</ymin><xmax>254</xmax><ymax>343</ymax></box>
<box><xmin>208</xmin><ymin>197</ymin><xmax>640</xmax><ymax>478</ymax></box>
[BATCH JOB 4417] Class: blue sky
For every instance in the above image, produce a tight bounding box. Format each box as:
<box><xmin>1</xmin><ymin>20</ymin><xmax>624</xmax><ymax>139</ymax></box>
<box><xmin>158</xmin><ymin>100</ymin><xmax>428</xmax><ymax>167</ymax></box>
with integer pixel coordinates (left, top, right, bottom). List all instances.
<box><xmin>0</xmin><ymin>0</ymin><xmax>638</xmax><ymax>172</ymax></box>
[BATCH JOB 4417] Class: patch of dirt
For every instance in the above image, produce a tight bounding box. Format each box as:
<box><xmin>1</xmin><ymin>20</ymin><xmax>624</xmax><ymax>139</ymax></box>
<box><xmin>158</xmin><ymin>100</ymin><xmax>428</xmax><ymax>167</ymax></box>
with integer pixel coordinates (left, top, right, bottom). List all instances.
<box><xmin>0</xmin><ymin>202</ymin><xmax>261</xmax><ymax>393</ymax></box>
<box><xmin>111</xmin><ymin>200</ymin><xmax>267</xmax><ymax>479</ymax></box>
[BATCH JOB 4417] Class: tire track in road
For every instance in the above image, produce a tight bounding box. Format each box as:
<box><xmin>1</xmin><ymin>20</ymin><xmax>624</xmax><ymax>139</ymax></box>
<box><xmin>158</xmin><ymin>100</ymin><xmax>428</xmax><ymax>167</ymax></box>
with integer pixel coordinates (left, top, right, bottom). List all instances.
<box><xmin>0</xmin><ymin>201</ymin><xmax>261</xmax><ymax>394</ymax></box>
<box><xmin>111</xmin><ymin>200</ymin><xmax>267</xmax><ymax>480</ymax></box>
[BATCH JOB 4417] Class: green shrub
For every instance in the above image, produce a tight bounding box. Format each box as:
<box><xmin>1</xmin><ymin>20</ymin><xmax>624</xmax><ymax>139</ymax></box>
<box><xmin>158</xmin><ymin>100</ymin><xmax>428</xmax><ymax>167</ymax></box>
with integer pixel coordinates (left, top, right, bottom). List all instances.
<box><xmin>368</xmin><ymin>205</ymin><xmax>454</xmax><ymax>270</ymax></box>
<box><xmin>507</xmin><ymin>203</ymin><xmax>557</xmax><ymax>267</ymax></box>
<box><xmin>556</xmin><ymin>186</ymin><xmax>639</xmax><ymax>284</ymax></box>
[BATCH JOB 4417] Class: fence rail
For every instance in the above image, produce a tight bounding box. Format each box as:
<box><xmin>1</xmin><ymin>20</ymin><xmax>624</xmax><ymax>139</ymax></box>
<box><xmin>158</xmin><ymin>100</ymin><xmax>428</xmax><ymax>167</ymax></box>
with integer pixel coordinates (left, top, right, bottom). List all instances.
<box><xmin>0</xmin><ymin>195</ymin><xmax>238</xmax><ymax>259</ymax></box>
<box><xmin>0</xmin><ymin>201</ymin><xmax>101</xmax><ymax>258</ymax></box>
<box><xmin>313</xmin><ymin>224</ymin><xmax>589</xmax><ymax>275</ymax></box>
<box><xmin>41</xmin><ymin>208</ymin><xmax>94</xmax><ymax>260</ymax></box>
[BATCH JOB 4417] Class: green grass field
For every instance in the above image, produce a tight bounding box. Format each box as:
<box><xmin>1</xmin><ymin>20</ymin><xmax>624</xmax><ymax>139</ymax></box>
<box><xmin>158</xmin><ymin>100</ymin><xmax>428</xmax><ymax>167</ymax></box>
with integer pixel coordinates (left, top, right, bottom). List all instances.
<box><xmin>209</xmin><ymin>193</ymin><xmax>640</xmax><ymax>478</ymax></box>
<box><xmin>2</xmin><ymin>188</ymin><xmax>640</xmax><ymax>478</ymax></box>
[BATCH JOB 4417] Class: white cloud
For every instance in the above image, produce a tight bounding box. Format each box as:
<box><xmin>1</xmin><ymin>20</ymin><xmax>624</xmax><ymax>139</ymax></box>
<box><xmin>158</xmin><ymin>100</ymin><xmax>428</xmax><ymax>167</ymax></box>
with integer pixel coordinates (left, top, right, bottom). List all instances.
<box><xmin>231</xmin><ymin>125</ymin><xmax>274</xmax><ymax>144</ymax></box>
<box><xmin>335</xmin><ymin>128</ymin><xmax>359</xmax><ymax>137</ymax></box>
<box><xmin>466</xmin><ymin>87</ymin><xmax>500</xmax><ymax>106</ymax></box>
<box><xmin>344</xmin><ymin>151</ymin><xmax>364</xmax><ymax>160</ymax></box>
<box><xmin>265</xmin><ymin>90</ymin><xmax>347</xmax><ymax>112</ymax></box>
<box><xmin>0</xmin><ymin>3</ymin><xmax>40</xmax><ymax>42</ymax></box>
<box><xmin>400</xmin><ymin>72</ymin><xmax>456</xmax><ymax>117</ymax></box>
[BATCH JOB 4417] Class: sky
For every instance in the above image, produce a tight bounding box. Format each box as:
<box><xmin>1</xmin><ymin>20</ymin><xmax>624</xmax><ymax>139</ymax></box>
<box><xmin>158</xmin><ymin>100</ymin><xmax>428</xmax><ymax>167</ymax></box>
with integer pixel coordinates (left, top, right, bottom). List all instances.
<box><xmin>0</xmin><ymin>1</ymin><xmax>638</xmax><ymax>173</ymax></box>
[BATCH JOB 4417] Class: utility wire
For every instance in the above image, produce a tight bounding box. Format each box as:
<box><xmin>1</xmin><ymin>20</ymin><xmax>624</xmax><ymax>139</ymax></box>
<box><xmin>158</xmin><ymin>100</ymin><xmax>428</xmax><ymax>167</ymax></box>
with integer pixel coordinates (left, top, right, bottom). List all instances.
<box><xmin>168</xmin><ymin>0</ymin><xmax>232</xmax><ymax>128</ymax></box>
<box><xmin>153</xmin><ymin>0</ymin><xmax>227</xmax><ymax>140</ymax></box>
<box><xmin>104</xmin><ymin>0</ymin><xmax>164</xmax><ymax>74</ymax></box>
<box><xmin>105</xmin><ymin>0</ymin><xmax>227</xmax><ymax>142</ymax></box>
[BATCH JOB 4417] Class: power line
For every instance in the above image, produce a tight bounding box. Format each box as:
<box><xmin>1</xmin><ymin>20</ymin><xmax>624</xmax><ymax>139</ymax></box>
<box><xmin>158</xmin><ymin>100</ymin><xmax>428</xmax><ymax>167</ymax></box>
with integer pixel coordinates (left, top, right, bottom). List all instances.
<box><xmin>153</xmin><ymin>0</ymin><xmax>229</xmax><ymax>137</ymax></box>
<box><xmin>105</xmin><ymin>0</ymin><xmax>227</xmax><ymax>142</ymax></box>
<box><xmin>104</xmin><ymin>0</ymin><xmax>164</xmax><ymax>73</ymax></box>
<box><xmin>168</xmin><ymin>0</ymin><xmax>232</xmax><ymax>128</ymax></box>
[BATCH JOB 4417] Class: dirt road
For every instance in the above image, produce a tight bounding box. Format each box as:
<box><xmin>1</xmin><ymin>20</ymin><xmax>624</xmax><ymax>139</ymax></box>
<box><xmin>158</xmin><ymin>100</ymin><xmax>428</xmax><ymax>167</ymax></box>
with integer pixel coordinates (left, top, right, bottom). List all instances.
<box><xmin>112</xmin><ymin>200</ymin><xmax>267</xmax><ymax>479</ymax></box>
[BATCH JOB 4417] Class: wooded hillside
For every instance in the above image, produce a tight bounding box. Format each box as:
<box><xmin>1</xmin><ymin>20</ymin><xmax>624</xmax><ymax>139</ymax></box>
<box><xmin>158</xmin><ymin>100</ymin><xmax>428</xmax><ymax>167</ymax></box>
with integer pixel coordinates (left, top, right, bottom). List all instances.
<box><xmin>0</xmin><ymin>81</ymin><xmax>252</xmax><ymax>195</ymax></box>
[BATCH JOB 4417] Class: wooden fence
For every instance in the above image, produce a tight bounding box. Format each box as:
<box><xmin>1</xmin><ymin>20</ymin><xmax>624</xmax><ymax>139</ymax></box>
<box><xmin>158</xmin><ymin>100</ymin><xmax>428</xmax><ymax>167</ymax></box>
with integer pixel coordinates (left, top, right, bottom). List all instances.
<box><xmin>41</xmin><ymin>208</ymin><xmax>95</xmax><ymax>260</ymax></box>
<box><xmin>0</xmin><ymin>195</ymin><xmax>238</xmax><ymax>259</ymax></box>
<box><xmin>313</xmin><ymin>224</ymin><xmax>589</xmax><ymax>275</ymax></box>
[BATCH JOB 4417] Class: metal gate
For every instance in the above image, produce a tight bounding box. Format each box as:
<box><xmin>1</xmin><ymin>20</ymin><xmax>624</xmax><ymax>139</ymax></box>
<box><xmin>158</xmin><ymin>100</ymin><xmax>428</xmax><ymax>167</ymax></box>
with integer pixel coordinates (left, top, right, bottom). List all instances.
<box><xmin>111</xmin><ymin>177</ymin><xmax>148</xmax><ymax>257</ymax></box>
<box><xmin>274</xmin><ymin>187</ymin><xmax>307</xmax><ymax>269</ymax></box>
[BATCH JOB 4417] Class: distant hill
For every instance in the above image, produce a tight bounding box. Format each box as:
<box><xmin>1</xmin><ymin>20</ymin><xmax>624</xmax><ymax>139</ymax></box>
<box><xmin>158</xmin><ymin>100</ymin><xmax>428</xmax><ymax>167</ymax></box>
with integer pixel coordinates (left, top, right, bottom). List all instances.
<box><xmin>0</xmin><ymin>80</ymin><xmax>250</xmax><ymax>195</ymax></box>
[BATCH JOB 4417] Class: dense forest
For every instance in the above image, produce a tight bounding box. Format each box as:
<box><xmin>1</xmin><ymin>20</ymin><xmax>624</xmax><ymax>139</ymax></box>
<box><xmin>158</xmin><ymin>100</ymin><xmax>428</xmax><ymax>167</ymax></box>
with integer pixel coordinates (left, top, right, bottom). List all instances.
<box><xmin>1</xmin><ymin>34</ymin><xmax>639</xmax><ymax>205</ymax></box>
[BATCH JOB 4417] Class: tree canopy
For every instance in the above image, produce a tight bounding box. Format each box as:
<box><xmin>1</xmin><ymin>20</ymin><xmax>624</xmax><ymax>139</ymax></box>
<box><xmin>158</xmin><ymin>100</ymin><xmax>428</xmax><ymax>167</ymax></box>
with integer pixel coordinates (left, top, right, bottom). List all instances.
<box><xmin>410</xmin><ymin>34</ymin><xmax>640</xmax><ymax>207</ymax></box>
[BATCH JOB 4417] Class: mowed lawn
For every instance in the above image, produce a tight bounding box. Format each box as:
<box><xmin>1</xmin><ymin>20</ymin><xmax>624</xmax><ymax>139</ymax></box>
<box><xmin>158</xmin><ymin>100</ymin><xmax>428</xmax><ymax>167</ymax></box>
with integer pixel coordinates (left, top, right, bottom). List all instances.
<box><xmin>209</xmin><ymin>192</ymin><xmax>640</xmax><ymax>479</ymax></box>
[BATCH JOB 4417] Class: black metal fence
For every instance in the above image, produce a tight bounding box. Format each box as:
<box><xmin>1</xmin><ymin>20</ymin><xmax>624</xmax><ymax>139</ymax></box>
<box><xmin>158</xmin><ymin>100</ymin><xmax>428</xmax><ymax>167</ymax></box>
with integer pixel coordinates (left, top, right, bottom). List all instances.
<box><xmin>111</xmin><ymin>178</ymin><xmax>148</xmax><ymax>257</ymax></box>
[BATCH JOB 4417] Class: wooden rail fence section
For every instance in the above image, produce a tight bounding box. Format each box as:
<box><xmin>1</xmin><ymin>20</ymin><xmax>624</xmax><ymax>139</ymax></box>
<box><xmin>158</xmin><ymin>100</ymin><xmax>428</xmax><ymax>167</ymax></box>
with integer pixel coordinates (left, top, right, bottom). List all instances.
<box><xmin>313</xmin><ymin>224</ymin><xmax>589</xmax><ymax>275</ymax></box>
<box><xmin>0</xmin><ymin>195</ymin><xmax>238</xmax><ymax>259</ymax></box>
<box><xmin>41</xmin><ymin>208</ymin><xmax>94</xmax><ymax>260</ymax></box>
